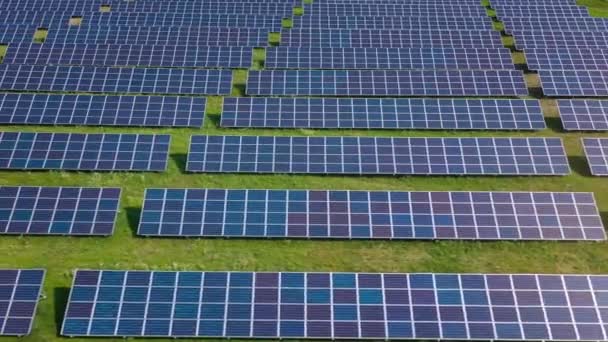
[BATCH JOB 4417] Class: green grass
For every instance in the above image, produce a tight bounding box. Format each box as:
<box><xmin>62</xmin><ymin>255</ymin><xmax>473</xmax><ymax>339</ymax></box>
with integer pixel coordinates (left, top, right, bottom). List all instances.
<box><xmin>293</xmin><ymin>6</ymin><xmax>304</xmax><ymax>16</ymax></box>
<box><xmin>3</xmin><ymin>1</ymin><xmax>608</xmax><ymax>342</ymax></box>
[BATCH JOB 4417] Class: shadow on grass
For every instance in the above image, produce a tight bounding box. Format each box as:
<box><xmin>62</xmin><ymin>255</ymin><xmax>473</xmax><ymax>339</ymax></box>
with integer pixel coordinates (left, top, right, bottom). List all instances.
<box><xmin>545</xmin><ymin>117</ymin><xmax>564</xmax><ymax>133</ymax></box>
<box><xmin>568</xmin><ymin>155</ymin><xmax>592</xmax><ymax>177</ymax></box>
<box><xmin>125</xmin><ymin>207</ymin><xmax>142</xmax><ymax>237</ymax></box>
<box><xmin>232</xmin><ymin>83</ymin><xmax>247</xmax><ymax>97</ymax></box>
<box><xmin>54</xmin><ymin>287</ymin><xmax>70</xmax><ymax>336</ymax></box>
<box><xmin>528</xmin><ymin>87</ymin><xmax>544</xmax><ymax>99</ymax></box>
<box><xmin>206</xmin><ymin>113</ymin><xmax>221</xmax><ymax>128</ymax></box>
<box><xmin>171</xmin><ymin>153</ymin><xmax>188</xmax><ymax>173</ymax></box>
<box><xmin>601</xmin><ymin>212</ymin><xmax>608</xmax><ymax>231</ymax></box>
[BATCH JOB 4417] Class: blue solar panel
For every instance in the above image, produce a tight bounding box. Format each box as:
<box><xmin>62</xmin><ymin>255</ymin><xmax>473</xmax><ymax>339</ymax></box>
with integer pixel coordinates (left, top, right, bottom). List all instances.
<box><xmin>0</xmin><ymin>186</ymin><xmax>120</xmax><ymax>235</ymax></box>
<box><xmin>0</xmin><ymin>132</ymin><xmax>170</xmax><ymax>172</ymax></box>
<box><xmin>62</xmin><ymin>270</ymin><xmax>608</xmax><ymax>340</ymax></box>
<box><xmin>291</xmin><ymin>16</ymin><xmax>493</xmax><ymax>30</ymax></box>
<box><xmin>265</xmin><ymin>47</ymin><xmax>514</xmax><ymax>70</ymax></box>
<box><xmin>0</xmin><ymin>65</ymin><xmax>232</xmax><ymax>95</ymax></box>
<box><xmin>302</xmin><ymin>4</ymin><xmax>487</xmax><ymax>16</ymax></box>
<box><xmin>4</xmin><ymin>43</ymin><xmax>253</xmax><ymax>68</ymax></box>
<box><xmin>0</xmin><ymin>93</ymin><xmax>205</xmax><ymax>127</ymax></box>
<box><xmin>513</xmin><ymin>31</ymin><xmax>608</xmax><ymax>49</ymax></box>
<box><xmin>0</xmin><ymin>25</ymin><xmax>37</xmax><ymax>44</ymax></box>
<box><xmin>525</xmin><ymin>48</ymin><xmax>608</xmax><ymax>71</ymax></box>
<box><xmin>246</xmin><ymin>70</ymin><xmax>528</xmax><ymax>96</ymax></box>
<box><xmin>559</xmin><ymin>100</ymin><xmax>608</xmax><ymax>131</ymax></box>
<box><xmin>502</xmin><ymin>17</ymin><xmax>608</xmax><ymax>33</ymax></box>
<box><xmin>0</xmin><ymin>11</ymin><xmax>74</xmax><ymax>26</ymax></box>
<box><xmin>44</xmin><ymin>27</ymin><xmax>270</xmax><ymax>47</ymax></box>
<box><xmin>221</xmin><ymin>98</ymin><xmax>545</xmax><ymax>130</ymax></box>
<box><xmin>539</xmin><ymin>70</ymin><xmax>608</xmax><ymax>97</ymax></box>
<box><xmin>82</xmin><ymin>14</ymin><xmax>284</xmax><ymax>29</ymax></box>
<box><xmin>139</xmin><ymin>189</ymin><xmax>604</xmax><ymax>240</ymax></box>
<box><xmin>0</xmin><ymin>269</ymin><xmax>45</xmax><ymax>336</ymax></box>
<box><xmin>582</xmin><ymin>138</ymin><xmax>608</xmax><ymax>176</ymax></box>
<box><xmin>280</xmin><ymin>29</ymin><xmax>503</xmax><ymax>48</ymax></box>
<box><xmin>186</xmin><ymin>136</ymin><xmax>569</xmax><ymax>175</ymax></box>
<box><xmin>102</xmin><ymin>3</ymin><xmax>296</xmax><ymax>14</ymax></box>
<box><xmin>495</xmin><ymin>6</ymin><xmax>589</xmax><ymax>18</ymax></box>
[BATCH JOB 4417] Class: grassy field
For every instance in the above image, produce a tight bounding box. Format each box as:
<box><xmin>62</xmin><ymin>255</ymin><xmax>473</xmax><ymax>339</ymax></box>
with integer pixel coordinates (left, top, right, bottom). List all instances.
<box><xmin>1</xmin><ymin>1</ymin><xmax>608</xmax><ymax>341</ymax></box>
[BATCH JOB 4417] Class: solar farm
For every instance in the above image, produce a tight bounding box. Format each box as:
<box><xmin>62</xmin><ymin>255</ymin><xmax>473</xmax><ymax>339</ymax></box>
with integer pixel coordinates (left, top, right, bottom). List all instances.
<box><xmin>2</xmin><ymin>0</ymin><xmax>608</xmax><ymax>340</ymax></box>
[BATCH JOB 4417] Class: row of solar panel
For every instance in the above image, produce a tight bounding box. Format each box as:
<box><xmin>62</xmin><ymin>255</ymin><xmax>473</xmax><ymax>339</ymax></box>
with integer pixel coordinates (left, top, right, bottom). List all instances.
<box><xmin>502</xmin><ymin>17</ymin><xmax>608</xmax><ymax>33</ymax></box>
<box><xmin>1</xmin><ymin>3</ymin><xmax>298</xmax><ymax>14</ymax></box>
<box><xmin>1</xmin><ymin>186</ymin><xmax>605</xmax><ymax>239</ymax></box>
<box><xmin>1</xmin><ymin>95</ymin><xmax>606</xmax><ymax>131</ymax></box>
<box><xmin>2</xmin><ymin>45</ymin><xmax>515</xmax><ymax>70</ymax></box>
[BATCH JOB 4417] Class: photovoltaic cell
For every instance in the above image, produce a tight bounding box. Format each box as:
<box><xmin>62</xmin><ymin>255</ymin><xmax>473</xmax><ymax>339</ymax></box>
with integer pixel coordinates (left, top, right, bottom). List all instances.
<box><xmin>291</xmin><ymin>16</ymin><xmax>493</xmax><ymax>30</ymax></box>
<box><xmin>525</xmin><ymin>48</ymin><xmax>608</xmax><ymax>71</ymax></box>
<box><xmin>220</xmin><ymin>98</ymin><xmax>545</xmax><ymax>130</ymax></box>
<box><xmin>4</xmin><ymin>44</ymin><xmax>253</xmax><ymax>69</ymax></box>
<box><xmin>44</xmin><ymin>27</ymin><xmax>270</xmax><ymax>47</ymax></box>
<box><xmin>264</xmin><ymin>47</ymin><xmax>514</xmax><ymax>70</ymax></box>
<box><xmin>98</xmin><ymin>3</ymin><xmax>296</xmax><ymax>15</ymax></box>
<box><xmin>246</xmin><ymin>70</ymin><xmax>528</xmax><ymax>96</ymax></box>
<box><xmin>539</xmin><ymin>70</ymin><xmax>608</xmax><ymax>97</ymax></box>
<box><xmin>558</xmin><ymin>100</ymin><xmax>608</xmax><ymax>131</ymax></box>
<box><xmin>301</xmin><ymin>4</ymin><xmax>486</xmax><ymax>16</ymax></box>
<box><xmin>0</xmin><ymin>187</ymin><xmax>120</xmax><ymax>236</ymax></box>
<box><xmin>186</xmin><ymin>136</ymin><xmax>569</xmax><ymax>176</ymax></box>
<box><xmin>280</xmin><ymin>29</ymin><xmax>503</xmax><ymax>48</ymax></box>
<box><xmin>496</xmin><ymin>6</ymin><xmax>589</xmax><ymax>18</ymax></box>
<box><xmin>0</xmin><ymin>11</ymin><xmax>73</xmax><ymax>26</ymax></box>
<box><xmin>582</xmin><ymin>138</ymin><xmax>608</xmax><ymax>176</ymax></box>
<box><xmin>513</xmin><ymin>31</ymin><xmax>608</xmax><ymax>50</ymax></box>
<box><xmin>0</xmin><ymin>25</ymin><xmax>37</xmax><ymax>44</ymax></box>
<box><xmin>62</xmin><ymin>270</ymin><xmax>608</xmax><ymax>340</ymax></box>
<box><xmin>0</xmin><ymin>93</ymin><xmax>206</xmax><ymax>128</ymax></box>
<box><xmin>502</xmin><ymin>17</ymin><xmax>608</xmax><ymax>34</ymax></box>
<box><xmin>0</xmin><ymin>132</ymin><xmax>170</xmax><ymax>172</ymax></box>
<box><xmin>0</xmin><ymin>269</ymin><xmax>45</xmax><ymax>336</ymax></box>
<box><xmin>138</xmin><ymin>189</ymin><xmax>605</xmax><ymax>240</ymax></box>
<box><xmin>82</xmin><ymin>14</ymin><xmax>284</xmax><ymax>30</ymax></box>
<box><xmin>0</xmin><ymin>65</ymin><xmax>232</xmax><ymax>95</ymax></box>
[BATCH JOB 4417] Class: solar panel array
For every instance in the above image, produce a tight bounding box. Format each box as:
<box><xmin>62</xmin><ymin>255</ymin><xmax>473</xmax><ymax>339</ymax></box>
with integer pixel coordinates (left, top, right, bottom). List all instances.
<box><xmin>62</xmin><ymin>270</ymin><xmax>608</xmax><ymax>340</ymax></box>
<box><xmin>0</xmin><ymin>269</ymin><xmax>45</xmax><ymax>336</ymax></box>
<box><xmin>138</xmin><ymin>189</ymin><xmax>605</xmax><ymax>241</ymax></box>
<box><xmin>514</xmin><ymin>31</ymin><xmax>608</xmax><ymax>50</ymax></box>
<box><xmin>186</xmin><ymin>136</ymin><xmax>570</xmax><ymax>176</ymax></box>
<box><xmin>582</xmin><ymin>138</ymin><xmax>608</xmax><ymax>176</ymax></box>
<box><xmin>558</xmin><ymin>100</ymin><xmax>608</xmax><ymax>131</ymax></box>
<box><xmin>81</xmin><ymin>14</ymin><xmax>284</xmax><ymax>29</ymax></box>
<box><xmin>525</xmin><ymin>48</ymin><xmax>608</xmax><ymax>71</ymax></box>
<box><xmin>4</xmin><ymin>44</ymin><xmax>254</xmax><ymax>69</ymax></box>
<box><xmin>539</xmin><ymin>70</ymin><xmax>608</xmax><ymax>97</ymax></box>
<box><xmin>220</xmin><ymin>98</ymin><xmax>546</xmax><ymax>130</ymax></box>
<box><xmin>0</xmin><ymin>132</ymin><xmax>171</xmax><ymax>172</ymax></box>
<box><xmin>502</xmin><ymin>17</ymin><xmax>608</xmax><ymax>34</ymax></box>
<box><xmin>291</xmin><ymin>16</ymin><xmax>493</xmax><ymax>30</ymax></box>
<box><xmin>0</xmin><ymin>186</ymin><xmax>120</xmax><ymax>236</ymax></box>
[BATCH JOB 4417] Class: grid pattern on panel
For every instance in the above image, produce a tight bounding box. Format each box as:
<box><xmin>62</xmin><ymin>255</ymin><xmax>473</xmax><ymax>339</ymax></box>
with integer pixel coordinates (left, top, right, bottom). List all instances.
<box><xmin>100</xmin><ymin>3</ymin><xmax>296</xmax><ymax>14</ymax></box>
<box><xmin>265</xmin><ymin>47</ymin><xmax>514</xmax><ymax>70</ymax></box>
<box><xmin>302</xmin><ymin>5</ymin><xmax>486</xmax><ymax>16</ymax></box>
<box><xmin>138</xmin><ymin>189</ymin><xmax>605</xmax><ymax>241</ymax></box>
<box><xmin>0</xmin><ymin>11</ymin><xmax>72</xmax><ymax>25</ymax></box>
<box><xmin>246</xmin><ymin>70</ymin><xmax>528</xmax><ymax>96</ymax></box>
<box><xmin>513</xmin><ymin>31</ymin><xmax>608</xmax><ymax>49</ymax></box>
<box><xmin>186</xmin><ymin>136</ymin><xmax>569</xmax><ymax>175</ymax></box>
<box><xmin>0</xmin><ymin>65</ymin><xmax>232</xmax><ymax>95</ymax></box>
<box><xmin>0</xmin><ymin>94</ymin><xmax>206</xmax><ymax>127</ymax></box>
<box><xmin>558</xmin><ymin>100</ymin><xmax>608</xmax><ymax>131</ymax></box>
<box><xmin>62</xmin><ymin>270</ymin><xmax>608</xmax><ymax>340</ymax></box>
<box><xmin>0</xmin><ymin>132</ymin><xmax>171</xmax><ymax>172</ymax></box>
<box><xmin>0</xmin><ymin>269</ymin><xmax>45</xmax><ymax>336</ymax></box>
<box><xmin>2</xmin><ymin>2</ymin><xmax>99</xmax><ymax>11</ymax></box>
<box><xmin>502</xmin><ymin>18</ymin><xmax>608</xmax><ymax>33</ymax></box>
<box><xmin>280</xmin><ymin>29</ymin><xmax>503</xmax><ymax>48</ymax></box>
<box><xmin>539</xmin><ymin>70</ymin><xmax>608</xmax><ymax>97</ymax></box>
<box><xmin>220</xmin><ymin>98</ymin><xmax>545</xmax><ymax>130</ymax></box>
<box><xmin>0</xmin><ymin>187</ymin><xmax>120</xmax><ymax>236</ymax></box>
<box><xmin>0</xmin><ymin>25</ymin><xmax>37</xmax><ymax>44</ymax></box>
<box><xmin>44</xmin><ymin>27</ymin><xmax>270</xmax><ymax>47</ymax></box>
<box><xmin>582</xmin><ymin>138</ymin><xmax>608</xmax><ymax>176</ymax></box>
<box><xmin>4</xmin><ymin>44</ymin><xmax>253</xmax><ymax>68</ymax></box>
<box><xmin>291</xmin><ymin>16</ymin><xmax>493</xmax><ymax>30</ymax></box>
<box><xmin>496</xmin><ymin>6</ymin><xmax>589</xmax><ymax>17</ymax></box>
<box><xmin>525</xmin><ymin>48</ymin><xmax>608</xmax><ymax>71</ymax></box>
<box><xmin>82</xmin><ymin>14</ymin><xmax>284</xmax><ymax>29</ymax></box>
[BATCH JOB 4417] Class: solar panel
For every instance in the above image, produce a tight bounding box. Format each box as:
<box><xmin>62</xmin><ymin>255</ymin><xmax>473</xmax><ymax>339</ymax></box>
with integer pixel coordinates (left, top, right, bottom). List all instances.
<box><xmin>265</xmin><ymin>47</ymin><xmax>514</xmax><ymax>70</ymax></box>
<box><xmin>291</xmin><ymin>16</ymin><xmax>493</xmax><ymax>30</ymax></box>
<box><xmin>558</xmin><ymin>100</ymin><xmax>608</xmax><ymax>131</ymax></box>
<box><xmin>62</xmin><ymin>270</ymin><xmax>608</xmax><ymax>340</ymax></box>
<box><xmin>513</xmin><ymin>31</ymin><xmax>608</xmax><ymax>49</ymax></box>
<box><xmin>44</xmin><ymin>27</ymin><xmax>270</xmax><ymax>47</ymax></box>
<box><xmin>103</xmin><ymin>3</ymin><xmax>296</xmax><ymax>15</ymax></box>
<box><xmin>525</xmin><ymin>48</ymin><xmax>608</xmax><ymax>71</ymax></box>
<box><xmin>0</xmin><ymin>132</ymin><xmax>170</xmax><ymax>172</ymax></box>
<box><xmin>0</xmin><ymin>65</ymin><xmax>232</xmax><ymax>95</ymax></box>
<box><xmin>280</xmin><ymin>29</ymin><xmax>503</xmax><ymax>48</ymax></box>
<box><xmin>0</xmin><ymin>25</ymin><xmax>37</xmax><ymax>44</ymax></box>
<box><xmin>0</xmin><ymin>11</ymin><xmax>75</xmax><ymax>26</ymax></box>
<box><xmin>0</xmin><ymin>93</ymin><xmax>206</xmax><ymax>127</ymax></box>
<box><xmin>301</xmin><ymin>4</ymin><xmax>486</xmax><ymax>16</ymax></box>
<box><xmin>0</xmin><ymin>186</ymin><xmax>120</xmax><ymax>236</ymax></box>
<box><xmin>4</xmin><ymin>43</ymin><xmax>253</xmax><ymax>68</ymax></box>
<box><xmin>582</xmin><ymin>138</ymin><xmax>608</xmax><ymax>176</ymax></box>
<box><xmin>220</xmin><ymin>98</ymin><xmax>545</xmax><ymax>130</ymax></box>
<box><xmin>502</xmin><ymin>17</ymin><xmax>608</xmax><ymax>34</ymax></box>
<box><xmin>246</xmin><ymin>70</ymin><xmax>528</xmax><ymax>97</ymax></box>
<box><xmin>81</xmin><ymin>14</ymin><xmax>284</xmax><ymax>29</ymax></box>
<box><xmin>186</xmin><ymin>136</ymin><xmax>569</xmax><ymax>176</ymax></box>
<box><xmin>539</xmin><ymin>70</ymin><xmax>608</xmax><ymax>97</ymax></box>
<box><xmin>0</xmin><ymin>269</ymin><xmax>45</xmax><ymax>336</ymax></box>
<box><xmin>495</xmin><ymin>6</ymin><xmax>589</xmax><ymax>18</ymax></box>
<box><xmin>139</xmin><ymin>189</ymin><xmax>604</xmax><ymax>240</ymax></box>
